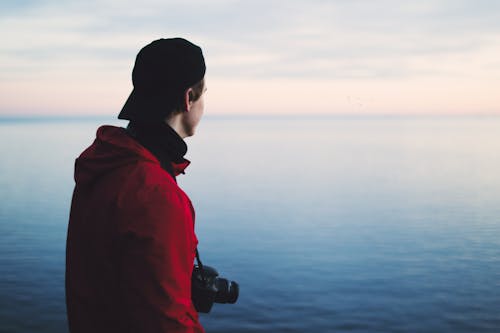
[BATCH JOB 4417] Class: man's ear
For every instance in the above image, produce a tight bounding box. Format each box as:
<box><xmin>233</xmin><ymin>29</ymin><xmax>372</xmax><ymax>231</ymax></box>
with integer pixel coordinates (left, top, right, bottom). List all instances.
<box><xmin>184</xmin><ymin>88</ymin><xmax>193</xmax><ymax>112</ymax></box>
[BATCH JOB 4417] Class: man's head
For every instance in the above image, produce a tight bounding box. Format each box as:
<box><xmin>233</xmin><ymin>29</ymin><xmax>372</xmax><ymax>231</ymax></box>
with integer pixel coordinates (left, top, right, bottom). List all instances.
<box><xmin>118</xmin><ymin>38</ymin><xmax>206</xmax><ymax>127</ymax></box>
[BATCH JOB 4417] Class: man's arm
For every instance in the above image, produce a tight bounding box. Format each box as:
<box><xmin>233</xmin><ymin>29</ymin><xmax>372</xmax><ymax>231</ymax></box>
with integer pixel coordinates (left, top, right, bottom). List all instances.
<box><xmin>117</xmin><ymin>183</ymin><xmax>204</xmax><ymax>333</ymax></box>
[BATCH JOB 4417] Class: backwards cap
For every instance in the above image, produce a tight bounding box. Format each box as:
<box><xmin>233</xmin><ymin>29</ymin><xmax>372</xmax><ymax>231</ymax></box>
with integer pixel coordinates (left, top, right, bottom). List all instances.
<box><xmin>118</xmin><ymin>38</ymin><xmax>206</xmax><ymax>121</ymax></box>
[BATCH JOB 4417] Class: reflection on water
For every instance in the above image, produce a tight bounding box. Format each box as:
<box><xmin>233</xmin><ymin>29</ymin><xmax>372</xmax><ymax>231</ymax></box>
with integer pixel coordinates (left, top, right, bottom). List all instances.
<box><xmin>1</xmin><ymin>116</ymin><xmax>499</xmax><ymax>332</ymax></box>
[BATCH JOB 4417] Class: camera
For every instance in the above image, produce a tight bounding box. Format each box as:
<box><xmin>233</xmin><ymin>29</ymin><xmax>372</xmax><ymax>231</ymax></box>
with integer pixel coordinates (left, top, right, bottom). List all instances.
<box><xmin>191</xmin><ymin>264</ymin><xmax>239</xmax><ymax>313</ymax></box>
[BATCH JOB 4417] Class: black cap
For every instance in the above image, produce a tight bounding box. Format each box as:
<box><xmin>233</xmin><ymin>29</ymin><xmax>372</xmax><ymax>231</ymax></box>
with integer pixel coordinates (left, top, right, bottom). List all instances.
<box><xmin>118</xmin><ymin>38</ymin><xmax>206</xmax><ymax>121</ymax></box>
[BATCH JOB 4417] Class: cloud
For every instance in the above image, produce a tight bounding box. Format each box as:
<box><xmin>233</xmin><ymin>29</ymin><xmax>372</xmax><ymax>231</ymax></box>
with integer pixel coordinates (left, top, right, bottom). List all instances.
<box><xmin>3</xmin><ymin>1</ymin><xmax>500</xmax><ymax>77</ymax></box>
<box><xmin>1</xmin><ymin>0</ymin><xmax>499</xmax><ymax>114</ymax></box>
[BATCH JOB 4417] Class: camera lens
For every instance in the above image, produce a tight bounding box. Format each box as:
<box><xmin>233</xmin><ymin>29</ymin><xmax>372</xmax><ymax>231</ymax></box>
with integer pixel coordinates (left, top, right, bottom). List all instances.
<box><xmin>214</xmin><ymin>278</ymin><xmax>239</xmax><ymax>304</ymax></box>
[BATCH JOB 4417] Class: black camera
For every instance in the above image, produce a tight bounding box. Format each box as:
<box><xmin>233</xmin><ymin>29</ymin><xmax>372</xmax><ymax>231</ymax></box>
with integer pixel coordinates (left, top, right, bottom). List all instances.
<box><xmin>191</xmin><ymin>264</ymin><xmax>239</xmax><ymax>313</ymax></box>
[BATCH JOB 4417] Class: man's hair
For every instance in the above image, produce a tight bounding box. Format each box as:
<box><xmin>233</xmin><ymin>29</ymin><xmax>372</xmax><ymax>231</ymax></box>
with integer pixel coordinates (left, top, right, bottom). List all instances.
<box><xmin>170</xmin><ymin>78</ymin><xmax>205</xmax><ymax>116</ymax></box>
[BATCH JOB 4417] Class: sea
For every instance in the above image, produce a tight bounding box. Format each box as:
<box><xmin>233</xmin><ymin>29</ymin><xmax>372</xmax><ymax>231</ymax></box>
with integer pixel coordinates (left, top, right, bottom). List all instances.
<box><xmin>0</xmin><ymin>115</ymin><xmax>499</xmax><ymax>332</ymax></box>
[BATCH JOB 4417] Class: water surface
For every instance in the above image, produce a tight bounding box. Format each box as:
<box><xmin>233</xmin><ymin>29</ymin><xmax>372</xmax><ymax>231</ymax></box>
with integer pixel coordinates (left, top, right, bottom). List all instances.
<box><xmin>0</xmin><ymin>115</ymin><xmax>499</xmax><ymax>332</ymax></box>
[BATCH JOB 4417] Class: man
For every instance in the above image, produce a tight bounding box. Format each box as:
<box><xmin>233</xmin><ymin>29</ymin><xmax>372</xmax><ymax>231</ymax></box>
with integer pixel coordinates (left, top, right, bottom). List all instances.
<box><xmin>66</xmin><ymin>38</ymin><xmax>206</xmax><ymax>333</ymax></box>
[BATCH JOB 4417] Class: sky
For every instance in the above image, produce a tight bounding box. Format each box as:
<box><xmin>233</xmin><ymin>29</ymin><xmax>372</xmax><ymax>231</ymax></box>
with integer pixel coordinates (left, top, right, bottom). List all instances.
<box><xmin>1</xmin><ymin>0</ymin><xmax>499</xmax><ymax>116</ymax></box>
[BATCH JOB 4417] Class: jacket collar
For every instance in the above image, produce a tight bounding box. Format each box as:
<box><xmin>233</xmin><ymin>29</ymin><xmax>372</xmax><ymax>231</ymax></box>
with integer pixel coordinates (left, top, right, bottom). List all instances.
<box><xmin>126</xmin><ymin>121</ymin><xmax>190</xmax><ymax>177</ymax></box>
<box><xmin>171</xmin><ymin>159</ymin><xmax>191</xmax><ymax>176</ymax></box>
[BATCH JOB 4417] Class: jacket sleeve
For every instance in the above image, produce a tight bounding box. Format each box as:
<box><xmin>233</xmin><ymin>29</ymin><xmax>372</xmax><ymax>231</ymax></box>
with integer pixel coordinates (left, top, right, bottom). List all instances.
<box><xmin>117</xmin><ymin>182</ymin><xmax>204</xmax><ymax>333</ymax></box>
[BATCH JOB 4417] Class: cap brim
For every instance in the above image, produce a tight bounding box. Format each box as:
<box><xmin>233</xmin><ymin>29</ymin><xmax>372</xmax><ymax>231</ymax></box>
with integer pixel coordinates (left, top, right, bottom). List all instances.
<box><xmin>118</xmin><ymin>89</ymin><xmax>172</xmax><ymax>121</ymax></box>
<box><xmin>118</xmin><ymin>89</ymin><xmax>140</xmax><ymax>120</ymax></box>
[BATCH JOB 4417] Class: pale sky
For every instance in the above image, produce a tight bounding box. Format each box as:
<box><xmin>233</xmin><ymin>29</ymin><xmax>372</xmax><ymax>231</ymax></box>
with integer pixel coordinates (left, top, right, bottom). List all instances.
<box><xmin>1</xmin><ymin>0</ymin><xmax>499</xmax><ymax>116</ymax></box>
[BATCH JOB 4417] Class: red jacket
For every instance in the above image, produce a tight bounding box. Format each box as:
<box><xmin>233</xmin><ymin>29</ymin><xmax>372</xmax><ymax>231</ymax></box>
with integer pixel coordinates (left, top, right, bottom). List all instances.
<box><xmin>66</xmin><ymin>125</ymin><xmax>204</xmax><ymax>333</ymax></box>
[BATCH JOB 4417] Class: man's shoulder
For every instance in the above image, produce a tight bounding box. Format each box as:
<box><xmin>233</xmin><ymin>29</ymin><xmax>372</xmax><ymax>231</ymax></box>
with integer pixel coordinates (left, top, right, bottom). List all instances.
<box><xmin>123</xmin><ymin>160</ymin><xmax>177</xmax><ymax>190</ymax></box>
<box><xmin>119</xmin><ymin>161</ymin><xmax>188</xmax><ymax>206</ymax></box>
<box><xmin>114</xmin><ymin>161</ymin><xmax>194</xmax><ymax>233</ymax></box>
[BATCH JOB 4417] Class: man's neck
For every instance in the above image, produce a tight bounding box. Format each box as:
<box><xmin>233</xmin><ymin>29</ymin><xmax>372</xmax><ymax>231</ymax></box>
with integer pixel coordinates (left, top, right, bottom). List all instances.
<box><xmin>165</xmin><ymin>113</ymin><xmax>187</xmax><ymax>138</ymax></box>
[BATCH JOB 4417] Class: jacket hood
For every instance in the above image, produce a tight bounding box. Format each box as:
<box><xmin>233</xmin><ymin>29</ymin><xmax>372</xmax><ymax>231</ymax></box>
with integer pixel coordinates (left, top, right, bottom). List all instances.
<box><xmin>74</xmin><ymin>125</ymin><xmax>159</xmax><ymax>185</ymax></box>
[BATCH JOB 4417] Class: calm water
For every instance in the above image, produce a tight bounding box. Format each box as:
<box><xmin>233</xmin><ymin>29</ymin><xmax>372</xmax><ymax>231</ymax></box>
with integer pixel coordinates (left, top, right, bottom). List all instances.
<box><xmin>0</xmin><ymin>115</ymin><xmax>499</xmax><ymax>332</ymax></box>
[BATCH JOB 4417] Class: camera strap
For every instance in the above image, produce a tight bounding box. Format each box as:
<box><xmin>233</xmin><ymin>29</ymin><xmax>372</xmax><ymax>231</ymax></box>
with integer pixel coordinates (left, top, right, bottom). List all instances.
<box><xmin>195</xmin><ymin>248</ymin><xmax>207</xmax><ymax>283</ymax></box>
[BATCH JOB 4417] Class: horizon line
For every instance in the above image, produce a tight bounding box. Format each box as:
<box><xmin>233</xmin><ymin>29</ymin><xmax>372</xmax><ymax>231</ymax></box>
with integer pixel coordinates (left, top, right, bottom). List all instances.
<box><xmin>1</xmin><ymin>112</ymin><xmax>500</xmax><ymax>123</ymax></box>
